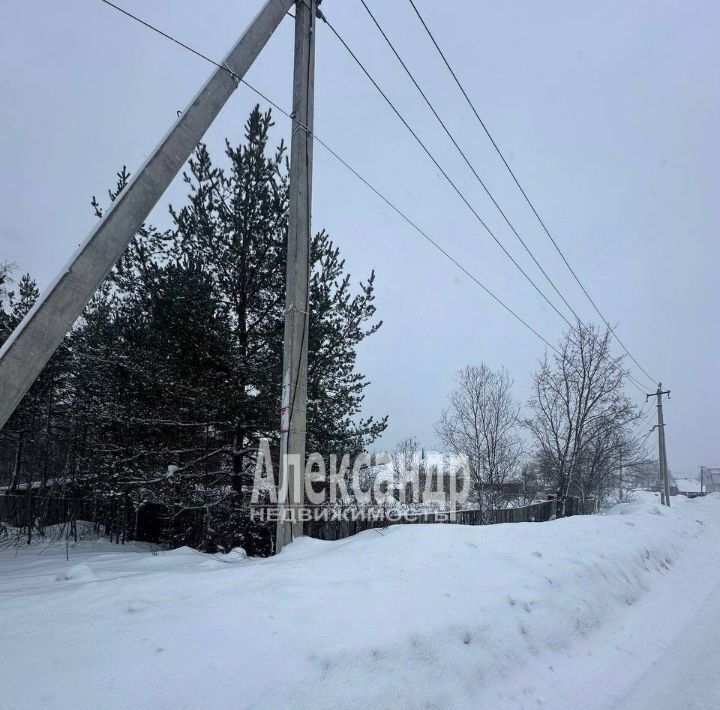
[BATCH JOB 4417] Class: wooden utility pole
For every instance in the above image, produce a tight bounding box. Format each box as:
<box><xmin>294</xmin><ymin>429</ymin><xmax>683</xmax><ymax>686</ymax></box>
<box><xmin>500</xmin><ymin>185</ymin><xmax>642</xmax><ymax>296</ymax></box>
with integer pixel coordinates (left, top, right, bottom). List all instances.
<box><xmin>0</xmin><ymin>0</ymin><xmax>294</xmax><ymax>433</ymax></box>
<box><xmin>647</xmin><ymin>383</ymin><xmax>671</xmax><ymax>506</ymax></box>
<box><xmin>276</xmin><ymin>0</ymin><xmax>318</xmax><ymax>553</ymax></box>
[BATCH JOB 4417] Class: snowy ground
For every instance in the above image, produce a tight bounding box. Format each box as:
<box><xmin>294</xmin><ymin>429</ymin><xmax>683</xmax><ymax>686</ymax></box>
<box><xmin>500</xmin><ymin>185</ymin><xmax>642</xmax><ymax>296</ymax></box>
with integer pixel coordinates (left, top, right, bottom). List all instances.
<box><xmin>1</xmin><ymin>492</ymin><xmax>719</xmax><ymax>710</ymax></box>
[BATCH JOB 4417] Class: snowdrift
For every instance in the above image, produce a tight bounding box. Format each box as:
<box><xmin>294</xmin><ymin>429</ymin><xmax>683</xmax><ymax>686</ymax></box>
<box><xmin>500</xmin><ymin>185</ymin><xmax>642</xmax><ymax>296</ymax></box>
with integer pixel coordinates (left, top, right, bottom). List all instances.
<box><xmin>1</xmin><ymin>493</ymin><xmax>720</xmax><ymax>709</ymax></box>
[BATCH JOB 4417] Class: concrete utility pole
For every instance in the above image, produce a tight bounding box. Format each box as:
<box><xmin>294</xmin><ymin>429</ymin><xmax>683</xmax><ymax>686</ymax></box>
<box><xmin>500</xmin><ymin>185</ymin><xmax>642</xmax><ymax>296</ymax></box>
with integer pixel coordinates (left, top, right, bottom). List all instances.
<box><xmin>0</xmin><ymin>0</ymin><xmax>294</xmax><ymax>433</ymax></box>
<box><xmin>276</xmin><ymin>0</ymin><xmax>318</xmax><ymax>553</ymax></box>
<box><xmin>647</xmin><ymin>384</ymin><xmax>671</xmax><ymax>507</ymax></box>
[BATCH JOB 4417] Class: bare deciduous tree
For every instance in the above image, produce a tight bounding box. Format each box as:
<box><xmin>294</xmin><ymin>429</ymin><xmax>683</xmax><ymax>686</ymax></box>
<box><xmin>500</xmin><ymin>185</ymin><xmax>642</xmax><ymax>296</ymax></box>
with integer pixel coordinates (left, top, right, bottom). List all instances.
<box><xmin>525</xmin><ymin>323</ymin><xmax>640</xmax><ymax>513</ymax></box>
<box><xmin>437</xmin><ymin>364</ymin><xmax>523</xmax><ymax>517</ymax></box>
<box><xmin>392</xmin><ymin>436</ymin><xmax>420</xmax><ymax>482</ymax></box>
<box><xmin>575</xmin><ymin>413</ymin><xmax>653</xmax><ymax>509</ymax></box>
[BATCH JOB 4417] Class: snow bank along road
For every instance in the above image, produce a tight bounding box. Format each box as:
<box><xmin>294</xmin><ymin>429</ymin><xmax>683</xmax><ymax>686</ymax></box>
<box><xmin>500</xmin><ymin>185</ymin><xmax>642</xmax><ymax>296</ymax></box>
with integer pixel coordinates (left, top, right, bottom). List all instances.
<box><xmin>1</xmin><ymin>493</ymin><xmax>719</xmax><ymax>710</ymax></box>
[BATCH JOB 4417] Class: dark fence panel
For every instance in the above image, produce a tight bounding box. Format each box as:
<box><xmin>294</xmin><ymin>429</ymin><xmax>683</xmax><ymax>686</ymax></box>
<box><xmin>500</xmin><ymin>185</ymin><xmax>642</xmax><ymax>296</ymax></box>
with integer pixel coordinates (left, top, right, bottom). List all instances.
<box><xmin>306</xmin><ymin>499</ymin><xmax>560</xmax><ymax>542</ymax></box>
<box><xmin>2</xmin><ymin>493</ymin><xmax>577</xmax><ymax>548</ymax></box>
<box><xmin>488</xmin><ymin>499</ymin><xmax>557</xmax><ymax>524</ymax></box>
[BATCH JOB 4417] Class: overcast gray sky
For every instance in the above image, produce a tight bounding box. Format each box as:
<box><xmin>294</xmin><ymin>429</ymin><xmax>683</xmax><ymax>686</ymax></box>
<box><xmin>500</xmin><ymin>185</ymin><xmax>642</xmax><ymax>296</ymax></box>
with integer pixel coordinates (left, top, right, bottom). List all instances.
<box><xmin>1</xmin><ymin>0</ymin><xmax>718</xmax><ymax>475</ymax></box>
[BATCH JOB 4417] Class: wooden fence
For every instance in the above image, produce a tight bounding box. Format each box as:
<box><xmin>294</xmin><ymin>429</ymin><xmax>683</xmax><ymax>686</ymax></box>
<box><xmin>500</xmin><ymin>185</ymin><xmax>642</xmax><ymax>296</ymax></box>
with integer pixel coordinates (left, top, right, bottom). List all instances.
<box><xmin>305</xmin><ymin>499</ymin><xmax>561</xmax><ymax>542</ymax></box>
<box><xmin>2</xmin><ymin>493</ymin><xmax>582</xmax><ymax>548</ymax></box>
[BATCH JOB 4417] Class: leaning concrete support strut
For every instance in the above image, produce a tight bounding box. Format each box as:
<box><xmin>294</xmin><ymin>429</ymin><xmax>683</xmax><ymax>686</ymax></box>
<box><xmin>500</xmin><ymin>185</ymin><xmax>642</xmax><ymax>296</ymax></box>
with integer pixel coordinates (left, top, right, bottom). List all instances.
<box><xmin>0</xmin><ymin>0</ymin><xmax>294</xmax><ymax>431</ymax></box>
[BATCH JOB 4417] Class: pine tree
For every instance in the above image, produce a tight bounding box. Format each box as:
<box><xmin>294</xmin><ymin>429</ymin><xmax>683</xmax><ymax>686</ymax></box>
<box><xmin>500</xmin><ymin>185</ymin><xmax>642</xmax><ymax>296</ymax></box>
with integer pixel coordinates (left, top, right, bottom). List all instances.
<box><xmin>2</xmin><ymin>273</ymin><xmax>73</xmax><ymax>497</ymax></box>
<box><xmin>169</xmin><ymin>108</ymin><xmax>290</xmax><ymax>482</ymax></box>
<box><xmin>165</xmin><ymin>105</ymin><xmax>387</xmax><ymax>470</ymax></box>
<box><xmin>0</xmin><ymin>261</ymin><xmax>15</xmax><ymax>344</ymax></box>
<box><xmin>0</xmin><ymin>106</ymin><xmax>387</xmax><ymax>553</ymax></box>
<box><xmin>10</xmin><ymin>273</ymin><xmax>40</xmax><ymax>323</ymax></box>
<box><xmin>306</xmin><ymin>230</ymin><xmax>386</xmax><ymax>455</ymax></box>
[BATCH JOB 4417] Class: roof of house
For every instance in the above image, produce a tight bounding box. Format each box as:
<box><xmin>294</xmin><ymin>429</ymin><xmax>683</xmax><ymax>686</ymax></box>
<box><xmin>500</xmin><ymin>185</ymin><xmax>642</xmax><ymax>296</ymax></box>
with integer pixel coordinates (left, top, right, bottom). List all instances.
<box><xmin>675</xmin><ymin>477</ymin><xmax>702</xmax><ymax>493</ymax></box>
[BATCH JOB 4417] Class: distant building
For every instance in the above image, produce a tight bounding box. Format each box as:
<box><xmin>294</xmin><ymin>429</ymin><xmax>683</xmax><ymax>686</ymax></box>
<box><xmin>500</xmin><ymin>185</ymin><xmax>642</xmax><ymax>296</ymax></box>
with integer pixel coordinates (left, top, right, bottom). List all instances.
<box><xmin>674</xmin><ymin>477</ymin><xmax>702</xmax><ymax>495</ymax></box>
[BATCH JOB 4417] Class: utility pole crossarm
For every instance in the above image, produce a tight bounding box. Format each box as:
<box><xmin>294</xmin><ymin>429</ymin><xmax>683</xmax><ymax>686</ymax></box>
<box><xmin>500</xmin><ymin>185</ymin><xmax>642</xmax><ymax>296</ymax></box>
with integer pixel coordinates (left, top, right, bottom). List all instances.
<box><xmin>0</xmin><ymin>0</ymin><xmax>294</xmax><ymax>433</ymax></box>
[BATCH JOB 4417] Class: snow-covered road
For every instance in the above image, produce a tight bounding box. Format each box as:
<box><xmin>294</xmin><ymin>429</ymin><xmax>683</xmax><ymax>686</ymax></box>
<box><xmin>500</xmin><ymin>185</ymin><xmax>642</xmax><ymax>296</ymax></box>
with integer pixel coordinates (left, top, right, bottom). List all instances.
<box><xmin>617</xmin><ymin>578</ymin><xmax>720</xmax><ymax>710</ymax></box>
<box><xmin>1</xmin><ymin>493</ymin><xmax>719</xmax><ymax>709</ymax></box>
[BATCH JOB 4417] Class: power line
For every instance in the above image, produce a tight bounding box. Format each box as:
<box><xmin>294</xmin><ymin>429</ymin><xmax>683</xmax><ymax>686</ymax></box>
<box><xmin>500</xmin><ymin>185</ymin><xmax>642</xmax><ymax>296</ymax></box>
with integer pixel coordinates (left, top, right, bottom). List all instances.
<box><xmin>356</xmin><ymin>0</ymin><xmax>652</xmax><ymax>397</ymax></box>
<box><xmin>625</xmin><ymin>368</ymin><xmax>655</xmax><ymax>394</ymax></box>
<box><xmin>95</xmin><ymin>0</ymin><xmax>648</xmax><ymax>399</ymax></box>
<box><xmin>97</xmin><ymin>0</ymin><xmax>289</xmax><ymax>118</ymax></box>
<box><xmin>321</xmin><ymin>12</ymin><xmax>648</xmax><ymax>396</ymax></box>
<box><xmin>405</xmin><ymin>0</ymin><xmax>657</xmax><ymax>388</ymax></box>
<box><xmin>634</xmin><ymin>402</ymin><xmax>653</xmax><ymax>430</ymax></box>
<box><xmin>94</xmin><ymin>1</ymin><xmax>558</xmax><ymax>351</ymax></box>
<box><xmin>320</xmin><ymin>15</ymin><xmax>577</xmax><ymax>332</ymax></box>
<box><xmin>358</xmin><ymin>0</ymin><xmax>584</xmax><ymax>327</ymax></box>
<box><xmin>638</xmin><ymin>426</ymin><xmax>655</xmax><ymax>450</ymax></box>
